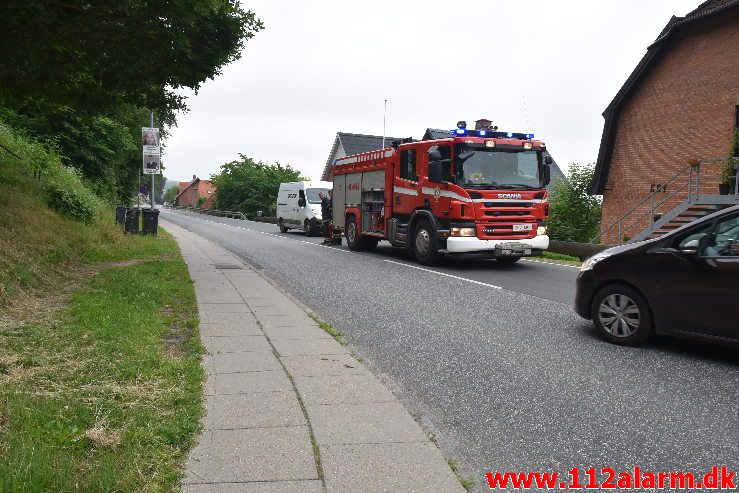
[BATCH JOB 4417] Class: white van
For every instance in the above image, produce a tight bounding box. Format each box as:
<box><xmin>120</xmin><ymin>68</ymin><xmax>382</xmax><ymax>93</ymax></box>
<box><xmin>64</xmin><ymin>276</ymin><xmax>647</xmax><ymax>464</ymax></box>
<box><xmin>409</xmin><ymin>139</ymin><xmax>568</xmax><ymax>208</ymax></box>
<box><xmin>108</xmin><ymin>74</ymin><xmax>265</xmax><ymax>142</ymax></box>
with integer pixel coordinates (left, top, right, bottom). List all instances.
<box><xmin>276</xmin><ymin>181</ymin><xmax>333</xmax><ymax>236</ymax></box>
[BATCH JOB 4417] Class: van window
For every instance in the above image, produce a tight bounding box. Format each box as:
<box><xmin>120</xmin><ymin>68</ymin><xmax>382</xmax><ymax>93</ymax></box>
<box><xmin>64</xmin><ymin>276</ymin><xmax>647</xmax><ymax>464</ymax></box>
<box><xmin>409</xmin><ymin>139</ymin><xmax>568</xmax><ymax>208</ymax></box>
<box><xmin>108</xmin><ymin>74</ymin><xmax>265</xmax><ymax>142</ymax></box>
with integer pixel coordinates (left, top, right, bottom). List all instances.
<box><xmin>399</xmin><ymin>149</ymin><xmax>417</xmax><ymax>181</ymax></box>
<box><xmin>306</xmin><ymin>188</ymin><xmax>330</xmax><ymax>204</ymax></box>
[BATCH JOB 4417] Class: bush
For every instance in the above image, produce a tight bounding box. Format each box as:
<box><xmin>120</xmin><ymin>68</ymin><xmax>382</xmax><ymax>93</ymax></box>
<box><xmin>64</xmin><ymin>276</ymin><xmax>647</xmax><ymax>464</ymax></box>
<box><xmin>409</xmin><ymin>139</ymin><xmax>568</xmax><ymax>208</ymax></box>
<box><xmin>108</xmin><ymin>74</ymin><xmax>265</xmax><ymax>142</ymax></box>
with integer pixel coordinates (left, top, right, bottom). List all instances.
<box><xmin>548</xmin><ymin>163</ymin><xmax>602</xmax><ymax>243</ymax></box>
<box><xmin>42</xmin><ymin>164</ymin><xmax>100</xmax><ymax>223</ymax></box>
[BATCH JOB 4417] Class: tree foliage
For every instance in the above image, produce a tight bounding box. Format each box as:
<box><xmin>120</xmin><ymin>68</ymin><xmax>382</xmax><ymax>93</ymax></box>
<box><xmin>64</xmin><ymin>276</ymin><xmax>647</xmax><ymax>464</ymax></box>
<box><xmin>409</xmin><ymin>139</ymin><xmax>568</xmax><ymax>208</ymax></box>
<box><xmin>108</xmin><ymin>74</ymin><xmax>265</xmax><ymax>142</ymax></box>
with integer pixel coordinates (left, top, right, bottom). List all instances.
<box><xmin>0</xmin><ymin>1</ymin><xmax>262</xmax><ymax>211</ymax></box>
<box><xmin>162</xmin><ymin>185</ymin><xmax>179</xmax><ymax>204</ymax></box>
<box><xmin>0</xmin><ymin>1</ymin><xmax>263</xmax><ymax>122</ymax></box>
<box><xmin>212</xmin><ymin>156</ymin><xmax>302</xmax><ymax>216</ymax></box>
<box><xmin>548</xmin><ymin>163</ymin><xmax>602</xmax><ymax>243</ymax></box>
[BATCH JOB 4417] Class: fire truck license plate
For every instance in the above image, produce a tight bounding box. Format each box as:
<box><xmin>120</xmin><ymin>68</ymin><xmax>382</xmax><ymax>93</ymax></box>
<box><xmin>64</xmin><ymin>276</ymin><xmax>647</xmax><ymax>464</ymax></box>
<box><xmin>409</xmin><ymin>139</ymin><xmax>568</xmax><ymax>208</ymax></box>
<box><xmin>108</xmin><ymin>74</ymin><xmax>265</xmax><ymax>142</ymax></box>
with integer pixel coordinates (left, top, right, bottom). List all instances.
<box><xmin>512</xmin><ymin>224</ymin><xmax>532</xmax><ymax>231</ymax></box>
<box><xmin>498</xmin><ymin>242</ymin><xmax>531</xmax><ymax>250</ymax></box>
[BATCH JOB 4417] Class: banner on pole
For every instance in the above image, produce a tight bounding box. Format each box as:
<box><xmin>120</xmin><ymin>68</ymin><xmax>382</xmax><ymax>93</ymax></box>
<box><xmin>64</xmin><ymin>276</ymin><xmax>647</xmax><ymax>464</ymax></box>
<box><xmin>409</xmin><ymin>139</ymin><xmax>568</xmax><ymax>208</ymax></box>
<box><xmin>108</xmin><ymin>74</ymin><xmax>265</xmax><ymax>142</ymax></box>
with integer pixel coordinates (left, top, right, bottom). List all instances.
<box><xmin>142</xmin><ymin>127</ymin><xmax>161</xmax><ymax>174</ymax></box>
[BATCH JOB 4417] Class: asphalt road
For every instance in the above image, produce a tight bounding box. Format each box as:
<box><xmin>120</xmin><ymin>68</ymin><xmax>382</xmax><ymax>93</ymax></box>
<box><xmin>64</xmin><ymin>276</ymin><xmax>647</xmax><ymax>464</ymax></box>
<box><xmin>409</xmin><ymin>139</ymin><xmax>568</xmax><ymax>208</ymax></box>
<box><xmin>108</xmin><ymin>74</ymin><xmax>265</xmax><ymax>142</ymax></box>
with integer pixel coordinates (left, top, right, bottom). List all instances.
<box><xmin>162</xmin><ymin>209</ymin><xmax>739</xmax><ymax>490</ymax></box>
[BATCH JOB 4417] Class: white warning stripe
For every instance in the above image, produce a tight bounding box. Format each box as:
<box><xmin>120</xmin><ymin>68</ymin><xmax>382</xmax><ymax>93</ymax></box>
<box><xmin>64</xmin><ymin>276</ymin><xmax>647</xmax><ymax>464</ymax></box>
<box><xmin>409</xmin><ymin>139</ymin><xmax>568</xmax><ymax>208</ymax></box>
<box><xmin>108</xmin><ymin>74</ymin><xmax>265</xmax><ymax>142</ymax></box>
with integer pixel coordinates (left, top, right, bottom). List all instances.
<box><xmin>420</xmin><ymin>187</ymin><xmax>473</xmax><ymax>203</ymax></box>
<box><xmin>383</xmin><ymin>260</ymin><xmax>502</xmax><ymax>289</ymax></box>
<box><xmin>394</xmin><ymin>186</ymin><xmax>418</xmax><ymax>196</ymax></box>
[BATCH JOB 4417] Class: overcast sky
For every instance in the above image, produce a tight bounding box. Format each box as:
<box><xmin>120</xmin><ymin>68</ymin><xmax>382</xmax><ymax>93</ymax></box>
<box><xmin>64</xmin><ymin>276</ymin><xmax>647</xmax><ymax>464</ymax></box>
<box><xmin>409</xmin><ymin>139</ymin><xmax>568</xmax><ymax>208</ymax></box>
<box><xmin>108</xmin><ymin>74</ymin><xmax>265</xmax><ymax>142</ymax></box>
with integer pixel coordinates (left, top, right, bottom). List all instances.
<box><xmin>163</xmin><ymin>0</ymin><xmax>701</xmax><ymax>183</ymax></box>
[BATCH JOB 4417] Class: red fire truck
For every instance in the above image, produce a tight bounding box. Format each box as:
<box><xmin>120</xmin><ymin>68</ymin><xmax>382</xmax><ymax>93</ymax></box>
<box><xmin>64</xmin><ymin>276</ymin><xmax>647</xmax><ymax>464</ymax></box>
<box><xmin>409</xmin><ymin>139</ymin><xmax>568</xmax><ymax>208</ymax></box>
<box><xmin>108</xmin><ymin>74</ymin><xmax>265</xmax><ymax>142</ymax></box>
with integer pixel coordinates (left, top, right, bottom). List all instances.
<box><xmin>331</xmin><ymin>121</ymin><xmax>552</xmax><ymax>265</ymax></box>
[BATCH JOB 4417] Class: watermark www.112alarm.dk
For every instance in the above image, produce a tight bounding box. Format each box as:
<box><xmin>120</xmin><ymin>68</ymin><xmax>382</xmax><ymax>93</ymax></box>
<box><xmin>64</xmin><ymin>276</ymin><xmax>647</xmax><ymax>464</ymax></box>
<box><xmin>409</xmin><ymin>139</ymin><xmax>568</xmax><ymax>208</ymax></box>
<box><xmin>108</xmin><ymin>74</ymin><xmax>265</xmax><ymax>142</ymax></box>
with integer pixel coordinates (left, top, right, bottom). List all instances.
<box><xmin>485</xmin><ymin>466</ymin><xmax>736</xmax><ymax>490</ymax></box>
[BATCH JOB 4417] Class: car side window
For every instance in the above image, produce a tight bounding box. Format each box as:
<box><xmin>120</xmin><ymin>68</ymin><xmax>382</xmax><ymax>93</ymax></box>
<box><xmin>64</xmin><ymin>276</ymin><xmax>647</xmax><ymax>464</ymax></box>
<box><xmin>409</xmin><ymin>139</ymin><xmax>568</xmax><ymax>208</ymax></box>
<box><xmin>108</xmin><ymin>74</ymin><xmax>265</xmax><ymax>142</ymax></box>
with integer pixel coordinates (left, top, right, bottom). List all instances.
<box><xmin>701</xmin><ymin>215</ymin><xmax>739</xmax><ymax>257</ymax></box>
<box><xmin>676</xmin><ymin>223</ymin><xmax>712</xmax><ymax>250</ymax></box>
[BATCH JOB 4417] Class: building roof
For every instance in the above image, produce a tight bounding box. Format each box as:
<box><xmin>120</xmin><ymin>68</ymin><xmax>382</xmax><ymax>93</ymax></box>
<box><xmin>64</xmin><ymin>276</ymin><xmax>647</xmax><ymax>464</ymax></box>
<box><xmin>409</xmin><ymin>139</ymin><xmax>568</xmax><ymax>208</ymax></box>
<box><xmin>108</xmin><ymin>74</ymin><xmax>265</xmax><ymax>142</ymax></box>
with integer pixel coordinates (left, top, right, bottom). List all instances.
<box><xmin>589</xmin><ymin>0</ymin><xmax>739</xmax><ymax>194</ymax></box>
<box><xmin>321</xmin><ymin>132</ymin><xmax>406</xmax><ymax>180</ymax></box>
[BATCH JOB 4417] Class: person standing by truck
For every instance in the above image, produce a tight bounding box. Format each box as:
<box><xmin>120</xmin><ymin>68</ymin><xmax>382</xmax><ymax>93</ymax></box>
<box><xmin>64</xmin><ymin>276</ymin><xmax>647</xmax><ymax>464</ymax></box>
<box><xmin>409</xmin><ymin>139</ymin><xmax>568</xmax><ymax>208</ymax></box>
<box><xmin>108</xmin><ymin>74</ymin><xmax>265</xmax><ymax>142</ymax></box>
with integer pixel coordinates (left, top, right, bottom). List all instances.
<box><xmin>320</xmin><ymin>191</ymin><xmax>341</xmax><ymax>245</ymax></box>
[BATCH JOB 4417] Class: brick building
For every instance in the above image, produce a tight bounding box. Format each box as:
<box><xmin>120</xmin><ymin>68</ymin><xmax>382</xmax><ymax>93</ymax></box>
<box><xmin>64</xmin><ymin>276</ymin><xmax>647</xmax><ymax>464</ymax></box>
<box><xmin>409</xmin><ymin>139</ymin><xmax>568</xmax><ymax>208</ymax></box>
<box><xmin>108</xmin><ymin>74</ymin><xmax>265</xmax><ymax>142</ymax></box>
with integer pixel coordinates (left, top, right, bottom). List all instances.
<box><xmin>590</xmin><ymin>0</ymin><xmax>739</xmax><ymax>244</ymax></box>
<box><xmin>175</xmin><ymin>175</ymin><xmax>217</xmax><ymax>209</ymax></box>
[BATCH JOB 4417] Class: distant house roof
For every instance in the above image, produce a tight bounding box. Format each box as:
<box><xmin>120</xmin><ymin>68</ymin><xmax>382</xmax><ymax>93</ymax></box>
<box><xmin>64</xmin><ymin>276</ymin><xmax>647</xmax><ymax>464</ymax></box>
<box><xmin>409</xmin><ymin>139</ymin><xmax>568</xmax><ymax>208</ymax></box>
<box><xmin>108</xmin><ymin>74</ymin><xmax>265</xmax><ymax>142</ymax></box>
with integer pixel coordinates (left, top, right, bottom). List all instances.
<box><xmin>321</xmin><ymin>132</ymin><xmax>406</xmax><ymax>180</ymax></box>
<box><xmin>175</xmin><ymin>178</ymin><xmax>200</xmax><ymax>203</ymax></box>
<box><xmin>589</xmin><ymin>0</ymin><xmax>739</xmax><ymax>194</ymax></box>
<box><xmin>422</xmin><ymin>128</ymin><xmax>453</xmax><ymax>141</ymax></box>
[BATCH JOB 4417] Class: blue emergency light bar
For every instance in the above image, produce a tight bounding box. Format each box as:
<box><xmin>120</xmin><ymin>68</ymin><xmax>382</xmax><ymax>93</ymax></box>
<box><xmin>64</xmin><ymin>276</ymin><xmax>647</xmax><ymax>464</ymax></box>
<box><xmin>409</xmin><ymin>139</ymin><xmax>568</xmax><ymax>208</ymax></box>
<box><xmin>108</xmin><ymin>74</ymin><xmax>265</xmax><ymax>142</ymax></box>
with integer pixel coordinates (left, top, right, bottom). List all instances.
<box><xmin>449</xmin><ymin>129</ymin><xmax>534</xmax><ymax>139</ymax></box>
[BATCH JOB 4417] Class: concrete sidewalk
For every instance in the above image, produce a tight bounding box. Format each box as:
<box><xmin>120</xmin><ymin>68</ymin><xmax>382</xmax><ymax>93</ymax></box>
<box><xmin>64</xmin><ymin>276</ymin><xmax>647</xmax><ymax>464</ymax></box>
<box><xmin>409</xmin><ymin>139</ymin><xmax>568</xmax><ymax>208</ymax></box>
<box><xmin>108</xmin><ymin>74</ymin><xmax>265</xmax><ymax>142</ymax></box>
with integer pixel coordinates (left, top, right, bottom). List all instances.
<box><xmin>163</xmin><ymin>219</ymin><xmax>465</xmax><ymax>493</ymax></box>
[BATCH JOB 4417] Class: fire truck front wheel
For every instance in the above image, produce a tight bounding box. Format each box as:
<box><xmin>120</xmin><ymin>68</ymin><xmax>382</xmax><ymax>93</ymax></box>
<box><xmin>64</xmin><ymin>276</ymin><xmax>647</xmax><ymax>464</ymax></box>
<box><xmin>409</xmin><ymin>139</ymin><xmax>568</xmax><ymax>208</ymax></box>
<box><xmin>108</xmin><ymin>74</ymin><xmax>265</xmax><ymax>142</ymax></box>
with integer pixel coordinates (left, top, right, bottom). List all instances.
<box><xmin>346</xmin><ymin>216</ymin><xmax>377</xmax><ymax>252</ymax></box>
<box><xmin>413</xmin><ymin>219</ymin><xmax>440</xmax><ymax>265</ymax></box>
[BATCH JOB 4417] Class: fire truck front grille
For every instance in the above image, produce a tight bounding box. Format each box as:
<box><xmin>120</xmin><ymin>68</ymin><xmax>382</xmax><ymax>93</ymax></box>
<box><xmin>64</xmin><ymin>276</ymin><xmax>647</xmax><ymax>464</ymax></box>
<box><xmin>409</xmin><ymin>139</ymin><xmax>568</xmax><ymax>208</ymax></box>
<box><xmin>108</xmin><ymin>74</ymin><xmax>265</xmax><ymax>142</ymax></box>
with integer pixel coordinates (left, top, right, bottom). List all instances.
<box><xmin>483</xmin><ymin>202</ymin><xmax>534</xmax><ymax>208</ymax></box>
<box><xmin>485</xmin><ymin>210</ymin><xmax>529</xmax><ymax>217</ymax></box>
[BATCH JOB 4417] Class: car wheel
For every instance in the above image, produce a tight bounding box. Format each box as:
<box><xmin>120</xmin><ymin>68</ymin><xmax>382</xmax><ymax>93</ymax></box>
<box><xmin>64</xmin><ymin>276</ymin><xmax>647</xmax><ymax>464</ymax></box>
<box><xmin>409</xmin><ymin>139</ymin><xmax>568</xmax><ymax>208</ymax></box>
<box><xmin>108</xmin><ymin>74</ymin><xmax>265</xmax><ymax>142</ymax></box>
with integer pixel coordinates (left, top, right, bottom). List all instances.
<box><xmin>412</xmin><ymin>219</ymin><xmax>440</xmax><ymax>265</ymax></box>
<box><xmin>304</xmin><ymin>220</ymin><xmax>314</xmax><ymax>237</ymax></box>
<box><xmin>591</xmin><ymin>284</ymin><xmax>654</xmax><ymax>346</ymax></box>
<box><xmin>496</xmin><ymin>256</ymin><xmax>521</xmax><ymax>264</ymax></box>
<box><xmin>278</xmin><ymin>218</ymin><xmax>288</xmax><ymax>233</ymax></box>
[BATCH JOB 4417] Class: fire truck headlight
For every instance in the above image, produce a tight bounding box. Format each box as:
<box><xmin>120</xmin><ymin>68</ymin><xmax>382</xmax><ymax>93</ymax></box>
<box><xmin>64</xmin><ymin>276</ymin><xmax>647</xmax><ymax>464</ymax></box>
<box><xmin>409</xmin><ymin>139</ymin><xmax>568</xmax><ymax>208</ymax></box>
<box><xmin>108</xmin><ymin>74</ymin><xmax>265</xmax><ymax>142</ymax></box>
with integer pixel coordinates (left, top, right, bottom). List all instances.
<box><xmin>451</xmin><ymin>227</ymin><xmax>476</xmax><ymax>237</ymax></box>
<box><xmin>537</xmin><ymin>225</ymin><xmax>548</xmax><ymax>236</ymax></box>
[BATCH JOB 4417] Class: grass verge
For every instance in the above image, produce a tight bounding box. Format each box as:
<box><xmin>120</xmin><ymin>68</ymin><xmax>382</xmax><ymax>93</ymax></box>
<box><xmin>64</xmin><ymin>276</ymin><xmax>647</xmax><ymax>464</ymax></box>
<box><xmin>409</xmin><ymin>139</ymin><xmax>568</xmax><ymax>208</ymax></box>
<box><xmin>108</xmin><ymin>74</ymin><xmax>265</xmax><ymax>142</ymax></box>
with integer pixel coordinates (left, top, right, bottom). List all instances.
<box><xmin>0</xmin><ymin>231</ymin><xmax>203</xmax><ymax>492</ymax></box>
<box><xmin>539</xmin><ymin>251</ymin><xmax>583</xmax><ymax>266</ymax></box>
<box><xmin>308</xmin><ymin>314</ymin><xmax>345</xmax><ymax>344</ymax></box>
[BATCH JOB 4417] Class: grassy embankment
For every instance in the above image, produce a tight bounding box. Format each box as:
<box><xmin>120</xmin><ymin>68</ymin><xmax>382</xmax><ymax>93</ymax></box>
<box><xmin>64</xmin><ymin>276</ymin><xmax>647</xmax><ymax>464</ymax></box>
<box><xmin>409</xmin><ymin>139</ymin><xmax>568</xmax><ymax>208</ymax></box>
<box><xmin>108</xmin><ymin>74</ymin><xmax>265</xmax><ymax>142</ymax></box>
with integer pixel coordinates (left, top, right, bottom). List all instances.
<box><xmin>0</xmin><ymin>128</ymin><xmax>203</xmax><ymax>492</ymax></box>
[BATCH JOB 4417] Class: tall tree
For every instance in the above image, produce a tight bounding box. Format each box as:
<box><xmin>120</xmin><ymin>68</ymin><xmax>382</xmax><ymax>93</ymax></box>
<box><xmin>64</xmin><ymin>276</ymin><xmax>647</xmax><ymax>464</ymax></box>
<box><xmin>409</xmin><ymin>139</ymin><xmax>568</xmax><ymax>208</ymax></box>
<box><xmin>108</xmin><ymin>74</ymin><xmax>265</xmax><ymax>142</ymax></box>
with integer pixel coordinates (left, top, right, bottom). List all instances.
<box><xmin>0</xmin><ymin>1</ymin><xmax>263</xmax><ymax>123</ymax></box>
<box><xmin>212</xmin><ymin>156</ymin><xmax>303</xmax><ymax>216</ymax></box>
<box><xmin>548</xmin><ymin>163</ymin><xmax>602</xmax><ymax>243</ymax></box>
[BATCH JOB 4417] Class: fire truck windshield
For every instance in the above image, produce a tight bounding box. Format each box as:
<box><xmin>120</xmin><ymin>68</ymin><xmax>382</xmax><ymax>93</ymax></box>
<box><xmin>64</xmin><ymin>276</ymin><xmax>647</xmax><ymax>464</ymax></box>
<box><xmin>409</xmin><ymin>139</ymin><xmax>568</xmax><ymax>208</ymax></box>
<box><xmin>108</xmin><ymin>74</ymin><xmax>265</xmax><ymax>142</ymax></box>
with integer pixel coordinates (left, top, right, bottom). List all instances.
<box><xmin>306</xmin><ymin>188</ymin><xmax>330</xmax><ymax>204</ymax></box>
<box><xmin>454</xmin><ymin>146</ymin><xmax>542</xmax><ymax>190</ymax></box>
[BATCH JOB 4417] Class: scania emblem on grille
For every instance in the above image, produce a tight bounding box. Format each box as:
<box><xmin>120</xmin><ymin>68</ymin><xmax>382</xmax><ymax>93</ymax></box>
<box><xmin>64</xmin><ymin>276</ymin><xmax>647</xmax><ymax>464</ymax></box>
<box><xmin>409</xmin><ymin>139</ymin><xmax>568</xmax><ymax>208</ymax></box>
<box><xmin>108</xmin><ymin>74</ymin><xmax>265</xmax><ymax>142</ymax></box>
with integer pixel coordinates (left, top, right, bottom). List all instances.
<box><xmin>498</xmin><ymin>193</ymin><xmax>522</xmax><ymax>199</ymax></box>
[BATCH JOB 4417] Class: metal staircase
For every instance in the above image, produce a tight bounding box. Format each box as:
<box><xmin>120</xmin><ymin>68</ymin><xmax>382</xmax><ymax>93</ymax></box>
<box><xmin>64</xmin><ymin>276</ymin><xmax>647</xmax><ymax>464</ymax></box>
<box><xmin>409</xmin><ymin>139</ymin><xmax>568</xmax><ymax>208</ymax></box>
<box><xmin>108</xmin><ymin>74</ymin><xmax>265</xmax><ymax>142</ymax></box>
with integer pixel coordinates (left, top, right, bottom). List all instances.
<box><xmin>594</xmin><ymin>158</ymin><xmax>739</xmax><ymax>245</ymax></box>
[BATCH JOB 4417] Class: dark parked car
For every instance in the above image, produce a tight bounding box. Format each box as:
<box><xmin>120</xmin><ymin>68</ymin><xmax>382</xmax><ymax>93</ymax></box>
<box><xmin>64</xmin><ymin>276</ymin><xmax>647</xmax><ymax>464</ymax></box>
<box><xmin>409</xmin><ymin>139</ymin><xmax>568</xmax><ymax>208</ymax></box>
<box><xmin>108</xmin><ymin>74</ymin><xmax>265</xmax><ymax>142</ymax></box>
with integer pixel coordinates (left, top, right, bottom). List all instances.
<box><xmin>575</xmin><ymin>204</ymin><xmax>739</xmax><ymax>346</ymax></box>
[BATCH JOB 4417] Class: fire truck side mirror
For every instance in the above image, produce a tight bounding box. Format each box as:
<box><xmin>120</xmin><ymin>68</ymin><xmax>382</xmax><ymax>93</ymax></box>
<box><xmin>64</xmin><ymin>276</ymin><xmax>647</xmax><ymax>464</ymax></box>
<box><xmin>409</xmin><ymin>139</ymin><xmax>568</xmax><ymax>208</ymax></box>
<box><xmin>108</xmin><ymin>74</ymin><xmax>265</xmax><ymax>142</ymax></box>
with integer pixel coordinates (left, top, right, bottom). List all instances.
<box><xmin>544</xmin><ymin>155</ymin><xmax>553</xmax><ymax>165</ymax></box>
<box><xmin>428</xmin><ymin>161</ymin><xmax>443</xmax><ymax>183</ymax></box>
<box><xmin>543</xmin><ymin>165</ymin><xmax>551</xmax><ymax>186</ymax></box>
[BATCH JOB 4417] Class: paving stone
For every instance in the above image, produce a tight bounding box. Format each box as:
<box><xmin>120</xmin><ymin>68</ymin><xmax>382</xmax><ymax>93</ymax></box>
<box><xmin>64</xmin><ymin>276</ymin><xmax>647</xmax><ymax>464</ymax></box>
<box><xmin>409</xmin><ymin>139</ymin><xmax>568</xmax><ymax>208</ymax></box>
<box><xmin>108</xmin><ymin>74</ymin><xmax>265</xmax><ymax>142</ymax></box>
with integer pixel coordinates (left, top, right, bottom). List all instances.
<box><xmin>204</xmin><ymin>374</ymin><xmax>216</xmax><ymax>396</ymax></box>
<box><xmin>280</xmin><ymin>354</ymin><xmax>370</xmax><ymax>378</ymax></box>
<box><xmin>307</xmin><ymin>401</ymin><xmax>427</xmax><ymax>445</ymax></box>
<box><xmin>204</xmin><ymin>392</ymin><xmax>305</xmax><ymax>429</ymax></box>
<box><xmin>200</xmin><ymin>303</ymin><xmax>253</xmax><ymax>313</ymax></box>
<box><xmin>202</xmin><ymin>336</ymin><xmax>271</xmax><ymax>354</ymax></box>
<box><xmin>200</xmin><ymin>322</ymin><xmax>262</xmax><ymax>337</ymax></box>
<box><xmin>212</xmin><ymin>351</ymin><xmax>282</xmax><ymax>374</ymax></box>
<box><xmin>293</xmin><ymin>374</ymin><xmax>396</xmax><ymax>405</ymax></box>
<box><xmin>182</xmin><ymin>480</ymin><xmax>323</xmax><ymax>493</ymax></box>
<box><xmin>271</xmin><ymin>338</ymin><xmax>349</xmax><ymax>356</ymax></box>
<box><xmin>195</xmin><ymin>285</ymin><xmax>243</xmax><ymax>304</ymax></box>
<box><xmin>258</xmin><ymin>314</ymin><xmax>318</xmax><ymax>328</ymax></box>
<box><xmin>261</xmin><ymin>325</ymin><xmax>331</xmax><ymax>341</ymax></box>
<box><xmin>251</xmin><ymin>305</ymin><xmax>308</xmax><ymax>318</ymax></box>
<box><xmin>183</xmin><ymin>427</ymin><xmax>317</xmax><ymax>484</ymax></box>
<box><xmin>214</xmin><ymin>370</ymin><xmax>292</xmax><ymax>395</ymax></box>
<box><xmin>199</xmin><ymin>312</ymin><xmax>258</xmax><ymax>325</ymax></box>
<box><xmin>321</xmin><ymin>442</ymin><xmax>465</xmax><ymax>492</ymax></box>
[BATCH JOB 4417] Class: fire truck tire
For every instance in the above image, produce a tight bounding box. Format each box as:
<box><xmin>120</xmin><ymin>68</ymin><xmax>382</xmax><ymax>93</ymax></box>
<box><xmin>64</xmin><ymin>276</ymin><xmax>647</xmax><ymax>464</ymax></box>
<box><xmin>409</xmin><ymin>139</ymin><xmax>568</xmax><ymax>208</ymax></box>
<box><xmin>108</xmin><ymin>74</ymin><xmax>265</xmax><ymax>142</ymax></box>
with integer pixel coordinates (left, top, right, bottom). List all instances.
<box><xmin>412</xmin><ymin>219</ymin><xmax>440</xmax><ymax>265</ymax></box>
<box><xmin>278</xmin><ymin>219</ymin><xmax>288</xmax><ymax>233</ymax></box>
<box><xmin>345</xmin><ymin>216</ymin><xmax>377</xmax><ymax>252</ymax></box>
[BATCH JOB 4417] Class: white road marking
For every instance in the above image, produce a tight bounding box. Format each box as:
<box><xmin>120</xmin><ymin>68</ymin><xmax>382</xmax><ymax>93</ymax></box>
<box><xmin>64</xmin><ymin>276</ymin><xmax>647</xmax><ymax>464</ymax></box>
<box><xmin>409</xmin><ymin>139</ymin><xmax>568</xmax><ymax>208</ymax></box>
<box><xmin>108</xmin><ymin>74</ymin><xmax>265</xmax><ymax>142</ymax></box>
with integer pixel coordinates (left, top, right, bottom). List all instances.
<box><xmin>383</xmin><ymin>260</ymin><xmax>502</xmax><ymax>289</ymax></box>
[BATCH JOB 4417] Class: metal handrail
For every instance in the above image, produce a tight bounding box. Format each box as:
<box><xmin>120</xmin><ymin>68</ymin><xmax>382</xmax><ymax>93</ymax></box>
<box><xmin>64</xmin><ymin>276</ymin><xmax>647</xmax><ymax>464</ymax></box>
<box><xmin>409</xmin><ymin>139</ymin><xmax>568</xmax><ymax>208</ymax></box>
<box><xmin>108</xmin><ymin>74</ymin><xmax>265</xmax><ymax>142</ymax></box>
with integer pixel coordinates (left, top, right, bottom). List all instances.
<box><xmin>165</xmin><ymin>205</ymin><xmax>248</xmax><ymax>220</ymax></box>
<box><xmin>592</xmin><ymin>157</ymin><xmax>738</xmax><ymax>245</ymax></box>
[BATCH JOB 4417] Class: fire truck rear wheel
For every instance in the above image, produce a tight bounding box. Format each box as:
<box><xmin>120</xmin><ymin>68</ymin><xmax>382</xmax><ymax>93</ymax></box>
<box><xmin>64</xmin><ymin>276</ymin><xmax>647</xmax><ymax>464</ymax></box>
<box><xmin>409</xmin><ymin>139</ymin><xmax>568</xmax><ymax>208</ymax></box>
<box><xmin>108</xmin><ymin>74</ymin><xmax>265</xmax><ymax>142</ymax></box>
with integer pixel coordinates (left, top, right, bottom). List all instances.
<box><xmin>413</xmin><ymin>219</ymin><xmax>440</xmax><ymax>265</ymax></box>
<box><xmin>346</xmin><ymin>216</ymin><xmax>377</xmax><ymax>252</ymax></box>
<box><xmin>278</xmin><ymin>218</ymin><xmax>288</xmax><ymax>233</ymax></box>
